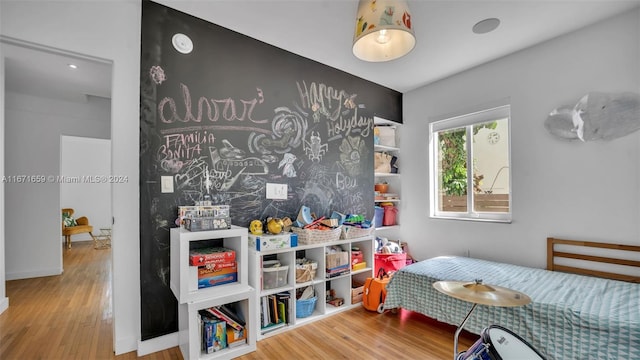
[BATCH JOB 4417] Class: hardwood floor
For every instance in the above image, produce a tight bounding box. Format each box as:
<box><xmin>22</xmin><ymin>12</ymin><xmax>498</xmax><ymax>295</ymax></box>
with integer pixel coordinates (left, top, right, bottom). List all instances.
<box><xmin>0</xmin><ymin>241</ymin><xmax>475</xmax><ymax>359</ymax></box>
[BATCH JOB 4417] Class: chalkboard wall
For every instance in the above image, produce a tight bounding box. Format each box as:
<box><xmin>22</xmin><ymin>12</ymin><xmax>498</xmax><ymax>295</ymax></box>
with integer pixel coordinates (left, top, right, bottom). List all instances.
<box><xmin>139</xmin><ymin>0</ymin><xmax>402</xmax><ymax>340</ymax></box>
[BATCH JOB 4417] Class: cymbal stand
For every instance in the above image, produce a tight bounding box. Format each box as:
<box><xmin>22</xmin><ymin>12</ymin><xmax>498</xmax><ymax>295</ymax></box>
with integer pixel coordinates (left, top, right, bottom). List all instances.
<box><xmin>453</xmin><ymin>302</ymin><xmax>477</xmax><ymax>360</ymax></box>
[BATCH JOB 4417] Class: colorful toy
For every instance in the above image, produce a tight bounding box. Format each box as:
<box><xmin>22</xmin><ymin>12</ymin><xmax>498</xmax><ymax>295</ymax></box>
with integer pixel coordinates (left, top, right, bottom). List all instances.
<box><xmin>249</xmin><ymin>219</ymin><xmax>263</xmax><ymax>235</ymax></box>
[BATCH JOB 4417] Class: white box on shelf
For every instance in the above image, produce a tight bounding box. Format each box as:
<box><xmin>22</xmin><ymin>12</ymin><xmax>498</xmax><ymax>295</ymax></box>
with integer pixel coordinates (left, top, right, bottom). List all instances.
<box><xmin>248</xmin><ymin>233</ymin><xmax>298</xmax><ymax>251</ymax></box>
<box><xmin>375</xmin><ymin>126</ymin><xmax>396</xmax><ymax>147</ymax></box>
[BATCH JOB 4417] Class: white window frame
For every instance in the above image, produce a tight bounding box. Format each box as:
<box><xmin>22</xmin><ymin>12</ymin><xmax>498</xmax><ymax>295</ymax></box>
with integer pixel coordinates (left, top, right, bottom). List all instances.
<box><xmin>429</xmin><ymin>104</ymin><xmax>512</xmax><ymax>223</ymax></box>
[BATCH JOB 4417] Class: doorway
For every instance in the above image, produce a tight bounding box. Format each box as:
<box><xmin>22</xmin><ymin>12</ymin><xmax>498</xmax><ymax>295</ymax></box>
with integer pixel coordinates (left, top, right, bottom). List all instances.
<box><xmin>60</xmin><ymin>135</ymin><xmax>113</xmax><ymax>247</ymax></box>
<box><xmin>1</xmin><ymin>35</ymin><xmax>113</xmax><ymax>347</ymax></box>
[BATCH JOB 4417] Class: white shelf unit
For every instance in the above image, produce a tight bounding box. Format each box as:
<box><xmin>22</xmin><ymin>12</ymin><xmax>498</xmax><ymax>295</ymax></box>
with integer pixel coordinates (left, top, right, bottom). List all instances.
<box><xmin>177</xmin><ymin>289</ymin><xmax>256</xmax><ymax>360</ymax></box>
<box><xmin>374</xmin><ymin>117</ymin><xmax>402</xmax><ymax>240</ymax></box>
<box><xmin>248</xmin><ymin>235</ymin><xmax>375</xmax><ymax>340</ymax></box>
<box><xmin>170</xmin><ymin>226</ymin><xmax>257</xmax><ymax>359</ymax></box>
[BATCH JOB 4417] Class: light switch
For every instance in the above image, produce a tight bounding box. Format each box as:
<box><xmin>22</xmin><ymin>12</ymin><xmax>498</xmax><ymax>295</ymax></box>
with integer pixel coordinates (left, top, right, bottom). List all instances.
<box><xmin>266</xmin><ymin>183</ymin><xmax>287</xmax><ymax>199</ymax></box>
<box><xmin>161</xmin><ymin>176</ymin><xmax>174</xmax><ymax>193</ymax></box>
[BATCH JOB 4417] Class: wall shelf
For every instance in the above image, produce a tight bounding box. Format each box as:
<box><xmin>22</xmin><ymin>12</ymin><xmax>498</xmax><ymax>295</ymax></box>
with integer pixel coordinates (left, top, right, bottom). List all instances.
<box><xmin>374</xmin><ymin>117</ymin><xmax>402</xmax><ymax>242</ymax></box>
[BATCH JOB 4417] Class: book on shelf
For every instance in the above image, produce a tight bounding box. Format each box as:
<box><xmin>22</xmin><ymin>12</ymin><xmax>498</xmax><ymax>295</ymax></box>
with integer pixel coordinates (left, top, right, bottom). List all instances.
<box><xmin>261</xmin><ymin>297</ymin><xmax>270</xmax><ymax>327</ymax></box>
<box><xmin>260</xmin><ymin>295</ymin><xmax>288</xmax><ymax>331</ymax></box>
<box><xmin>276</xmin><ymin>292</ymin><xmax>290</xmax><ymax>324</ymax></box>
<box><xmin>259</xmin><ymin>291</ymin><xmax>291</xmax><ymax>333</ymax></box>
<box><xmin>269</xmin><ymin>294</ymin><xmax>279</xmax><ymax>324</ymax></box>
<box><xmin>219</xmin><ymin>303</ymin><xmax>246</xmax><ymax>326</ymax></box>
<box><xmin>326</xmin><ymin>264</ymin><xmax>350</xmax><ymax>278</ymax></box>
<box><xmin>199</xmin><ymin>311</ymin><xmax>227</xmax><ymax>353</ymax></box>
<box><xmin>205</xmin><ymin>307</ymin><xmax>244</xmax><ymax>331</ymax></box>
<box><xmin>277</xmin><ymin>301</ymin><xmax>286</xmax><ymax>325</ymax></box>
<box><xmin>226</xmin><ymin>326</ymin><xmax>247</xmax><ymax>348</ymax></box>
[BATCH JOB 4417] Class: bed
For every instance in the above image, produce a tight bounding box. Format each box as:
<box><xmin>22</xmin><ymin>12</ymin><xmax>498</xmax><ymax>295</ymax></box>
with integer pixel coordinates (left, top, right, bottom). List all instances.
<box><xmin>383</xmin><ymin>237</ymin><xmax>640</xmax><ymax>360</ymax></box>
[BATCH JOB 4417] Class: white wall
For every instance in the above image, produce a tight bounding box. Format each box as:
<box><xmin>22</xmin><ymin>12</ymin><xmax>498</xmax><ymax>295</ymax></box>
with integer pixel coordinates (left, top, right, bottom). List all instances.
<box><xmin>4</xmin><ymin>93</ymin><xmax>110</xmax><ymax>280</ymax></box>
<box><xmin>402</xmin><ymin>10</ymin><xmax>640</xmax><ymax>268</ymax></box>
<box><xmin>0</xmin><ymin>48</ymin><xmax>7</xmax><ymax>315</ymax></box>
<box><xmin>0</xmin><ymin>0</ymin><xmax>140</xmax><ymax>354</ymax></box>
<box><xmin>0</xmin><ymin>0</ymin><xmax>637</xmax><ymax>355</ymax></box>
<box><xmin>61</xmin><ymin>135</ymin><xmax>112</xmax><ymax>241</ymax></box>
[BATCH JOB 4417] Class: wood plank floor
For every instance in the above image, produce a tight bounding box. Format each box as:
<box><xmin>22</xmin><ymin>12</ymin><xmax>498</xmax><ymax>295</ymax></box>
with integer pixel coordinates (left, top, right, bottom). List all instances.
<box><xmin>0</xmin><ymin>241</ymin><xmax>475</xmax><ymax>359</ymax></box>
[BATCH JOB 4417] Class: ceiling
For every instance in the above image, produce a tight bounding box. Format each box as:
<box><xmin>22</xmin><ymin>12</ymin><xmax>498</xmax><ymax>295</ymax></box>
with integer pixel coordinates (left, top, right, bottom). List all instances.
<box><xmin>3</xmin><ymin>0</ymin><xmax>640</xmax><ymax>101</ymax></box>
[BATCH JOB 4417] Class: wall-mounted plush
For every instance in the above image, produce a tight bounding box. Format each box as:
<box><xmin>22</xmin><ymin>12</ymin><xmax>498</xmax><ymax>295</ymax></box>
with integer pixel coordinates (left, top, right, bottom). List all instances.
<box><xmin>544</xmin><ymin>92</ymin><xmax>640</xmax><ymax>141</ymax></box>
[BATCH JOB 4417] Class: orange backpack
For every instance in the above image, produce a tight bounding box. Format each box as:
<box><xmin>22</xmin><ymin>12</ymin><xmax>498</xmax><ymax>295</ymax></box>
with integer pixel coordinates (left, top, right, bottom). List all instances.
<box><xmin>362</xmin><ymin>268</ymin><xmax>390</xmax><ymax>313</ymax></box>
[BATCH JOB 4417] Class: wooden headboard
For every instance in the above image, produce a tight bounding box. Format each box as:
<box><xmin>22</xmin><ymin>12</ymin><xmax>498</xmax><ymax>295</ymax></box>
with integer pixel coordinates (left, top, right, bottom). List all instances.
<box><xmin>547</xmin><ymin>237</ymin><xmax>640</xmax><ymax>283</ymax></box>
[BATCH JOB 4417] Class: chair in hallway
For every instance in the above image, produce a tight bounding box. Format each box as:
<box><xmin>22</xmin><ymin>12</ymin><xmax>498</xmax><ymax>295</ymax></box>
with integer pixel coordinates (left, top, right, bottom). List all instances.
<box><xmin>61</xmin><ymin>208</ymin><xmax>95</xmax><ymax>249</ymax></box>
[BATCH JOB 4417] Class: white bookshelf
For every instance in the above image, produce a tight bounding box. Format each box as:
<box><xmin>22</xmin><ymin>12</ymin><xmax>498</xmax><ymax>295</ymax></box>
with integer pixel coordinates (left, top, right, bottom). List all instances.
<box><xmin>374</xmin><ymin>116</ymin><xmax>402</xmax><ymax>242</ymax></box>
<box><xmin>170</xmin><ymin>226</ymin><xmax>257</xmax><ymax>359</ymax></box>
<box><xmin>247</xmin><ymin>234</ymin><xmax>375</xmax><ymax>340</ymax></box>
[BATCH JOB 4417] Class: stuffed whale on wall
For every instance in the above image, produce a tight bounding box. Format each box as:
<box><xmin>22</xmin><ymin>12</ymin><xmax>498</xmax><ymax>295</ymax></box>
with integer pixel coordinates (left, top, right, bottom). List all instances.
<box><xmin>544</xmin><ymin>92</ymin><xmax>640</xmax><ymax>141</ymax></box>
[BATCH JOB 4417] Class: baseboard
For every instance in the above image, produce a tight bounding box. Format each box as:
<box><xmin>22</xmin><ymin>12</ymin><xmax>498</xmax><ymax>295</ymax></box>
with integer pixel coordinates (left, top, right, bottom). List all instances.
<box><xmin>0</xmin><ymin>297</ymin><xmax>8</xmax><ymax>315</ymax></box>
<box><xmin>6</xmin><ymin>267</ymin><xmax>62</xmax><ymax>280</ymax></box>
<box><xmin>114</xmin><ymin>336</ymin><xmax>138</xmax><ymax>356</ymax></box>
<box><xmin>136</xmin><ymin>332</ymin><xmax>179</xmax><ymax>356</ymax></box>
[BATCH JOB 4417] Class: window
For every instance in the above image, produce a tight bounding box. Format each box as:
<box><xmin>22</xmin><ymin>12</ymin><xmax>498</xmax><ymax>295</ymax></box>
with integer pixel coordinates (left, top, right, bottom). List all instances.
<box><xmin>429</xmin><ymin>105</ymin><xmax>511</xmax><ymax>222</ymax></box>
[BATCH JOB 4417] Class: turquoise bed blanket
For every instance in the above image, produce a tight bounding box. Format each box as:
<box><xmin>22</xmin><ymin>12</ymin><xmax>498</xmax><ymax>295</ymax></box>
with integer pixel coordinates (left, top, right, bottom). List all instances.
<box><xmin>383</xmin><ymin>256</ymin><xmax>640</xmax><ymax>360</ymax></box>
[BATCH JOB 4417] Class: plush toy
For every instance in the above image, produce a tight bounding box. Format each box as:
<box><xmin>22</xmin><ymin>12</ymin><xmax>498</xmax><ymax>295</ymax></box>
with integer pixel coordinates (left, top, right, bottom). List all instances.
<box><xmin>379</xmin><ymin>237</ymin><xmax>401</xmax><ymax>253</ymax></box>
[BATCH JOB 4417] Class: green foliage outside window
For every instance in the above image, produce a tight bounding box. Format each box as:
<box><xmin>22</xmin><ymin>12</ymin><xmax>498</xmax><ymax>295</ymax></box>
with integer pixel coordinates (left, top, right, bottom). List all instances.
<box><xmin>439</xmin><ymin>122</ymin><xmax>497</xmax><ymax>196</ymax></box>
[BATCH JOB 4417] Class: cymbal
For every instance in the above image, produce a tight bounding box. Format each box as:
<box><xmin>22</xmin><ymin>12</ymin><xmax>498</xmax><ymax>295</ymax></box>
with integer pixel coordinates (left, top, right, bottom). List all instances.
<box><xmin>433</xmin><ymin>280</ymin><xmax>531</xmax><ymax>307</ymax></box>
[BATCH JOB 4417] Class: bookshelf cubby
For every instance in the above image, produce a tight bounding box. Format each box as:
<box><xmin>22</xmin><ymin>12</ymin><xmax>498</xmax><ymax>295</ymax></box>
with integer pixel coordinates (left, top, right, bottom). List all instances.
<box><xmin>170</xmin><ymin>226</ymin><xmax>257</xmax><ymax>359</ymax></box>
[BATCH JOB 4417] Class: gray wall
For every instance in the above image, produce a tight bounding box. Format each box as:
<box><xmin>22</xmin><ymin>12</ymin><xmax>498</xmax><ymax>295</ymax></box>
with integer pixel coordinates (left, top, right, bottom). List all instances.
<box><xmin>401</xmin><ymin>9</ymin><xmax>640</xmax><ymax>267</ymax></box>
<box><xmin>4</xmin><ymin>92</ymin><xmax>110</xmax><ymax>279</ymax></box>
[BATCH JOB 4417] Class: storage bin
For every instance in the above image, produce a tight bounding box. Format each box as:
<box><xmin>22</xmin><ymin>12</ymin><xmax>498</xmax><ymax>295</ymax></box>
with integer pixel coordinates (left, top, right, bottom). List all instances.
<box><xmin>374</xmin><ymin>252</ymin><xmax>406</xmax><ymax>274</ymax></box>
<box><xmin>375</xmin><ymin>126</ymin><xmax>396</xmax><ymax>147</ymax></box>
<box><xmin>382</xmin><ymin>206</ymin><xmax>398</xmax><ymax>226</ymax></box>
<box><xmin>295</xmin><ymin>261</ymin><xmax>318</xmax><ymax>283</ymax></box>
<box><xmin>262</xmin><ymin>263</ymin><xmax>289</xmax><ymax>290</ymax></box>
<box><xmin>296</xmin><ymin>297</ymin><xmax>317</xmax><ymax>318</ymax></box>
<box><xmin>351</xmin><ymin>283</ymin><xmax>364</xmax><ymax>304</ymax></box>
<box><xmin>292</xmin><ymin>226</ymin><xmax>342</xmax><ymax>244</ymax></box>
<box><xmin>341</xmin><ymin>225</ymin><xmax>374</xmax><ymax>239</ymax></box>
<box><xmin>374</xmin><ymin>206</ymin><xmax>384</xmax><ymax>228</ymax></box>
<box><xmin>183</xmin><ymin>216</ymin><xmax>231</xmax><ymax>231</ymax></box>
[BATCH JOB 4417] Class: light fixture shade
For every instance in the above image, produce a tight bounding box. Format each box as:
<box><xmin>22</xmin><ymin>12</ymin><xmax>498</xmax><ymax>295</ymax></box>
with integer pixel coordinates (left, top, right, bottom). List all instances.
<box><xmin>353</xmin><ymin>0</ymin><xmax>416</xmax><ymax>62</ymax></box>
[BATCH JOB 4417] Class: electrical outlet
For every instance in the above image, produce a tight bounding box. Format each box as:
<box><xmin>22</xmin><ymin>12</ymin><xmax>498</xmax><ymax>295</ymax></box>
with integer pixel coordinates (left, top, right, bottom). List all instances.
<box><xmin>161</xmin><ymin>176</ymin><xmax>174</xmax><ymax>193</ymax></box>
<box><xmin>266</xmin><ymin>183</ymin><xmax>287</xmax><ymax>199</ymax></box>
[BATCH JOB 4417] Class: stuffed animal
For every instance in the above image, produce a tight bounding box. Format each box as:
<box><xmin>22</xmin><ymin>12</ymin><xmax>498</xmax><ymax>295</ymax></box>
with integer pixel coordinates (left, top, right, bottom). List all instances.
<box><xmin>379</xmin><ymin>237</ymin><xmax>401</xmax><ymax>253</ymax></box>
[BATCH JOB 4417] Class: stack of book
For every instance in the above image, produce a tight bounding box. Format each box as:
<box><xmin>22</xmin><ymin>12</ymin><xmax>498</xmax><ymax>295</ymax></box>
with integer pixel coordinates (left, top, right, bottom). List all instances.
<box><xmin>190</xmin><ymin>247</ymin><xmax>237</xmax><ymax>289</ymax></box>
<box><xmin>260</xmin><ymin>292</ymin><xmax>290</xmax><ymax>333</ymax></box>
<box><xmin>199</xmin><ymin>304</ymin><xmax>247</xmax><ymax>353</ymax></box>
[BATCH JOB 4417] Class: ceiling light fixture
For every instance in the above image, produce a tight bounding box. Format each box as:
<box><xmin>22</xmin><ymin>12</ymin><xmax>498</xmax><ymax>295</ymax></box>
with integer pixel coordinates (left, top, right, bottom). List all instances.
<box><xmin>68</xmin><ymin>64</ymin><xmax>78</xmax><ymax>69</ymax></box>
<box><xmin>473</xmin><ymin>18</ymin><xmax>501</xmax><ymax>34</ymax></box>
<box><xmin>352</xmin><ymin>0</ymin><xmax>416</xmax><ymax>62</ymax></box>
